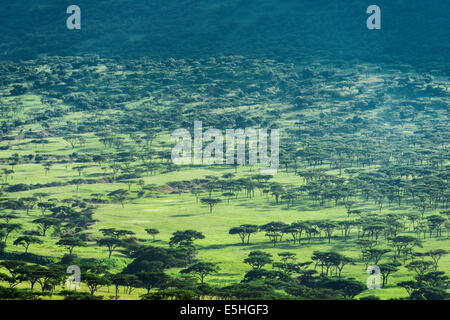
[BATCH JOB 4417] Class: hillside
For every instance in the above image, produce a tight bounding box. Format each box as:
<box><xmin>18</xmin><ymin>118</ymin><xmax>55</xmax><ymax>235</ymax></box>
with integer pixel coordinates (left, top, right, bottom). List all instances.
<box><xmin>0</xmin><ymin>0</ymin><xmax>449</xmax><ymax>66</ymax></box>
<box><xmin>0</xmin><ymin>0</ymin><xmax>448</xmax><ymax>301</ymax></box>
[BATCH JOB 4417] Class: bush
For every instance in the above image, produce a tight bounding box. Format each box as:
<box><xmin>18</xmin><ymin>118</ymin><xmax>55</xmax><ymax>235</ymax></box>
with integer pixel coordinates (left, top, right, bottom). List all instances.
<box><xmin>59</xmin><ymin>290</ymin><xmax>103</xmax><ymax>300</ymax></box>
<box><xmin>60</xmin><ymin>254</ymin><xmax>79</xmax><ymax>266</ymax></box>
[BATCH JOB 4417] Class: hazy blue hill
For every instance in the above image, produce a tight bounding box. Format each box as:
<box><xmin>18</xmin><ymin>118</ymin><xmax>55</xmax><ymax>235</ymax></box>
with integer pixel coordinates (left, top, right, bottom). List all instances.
<box><xmin>0</xmin><ymin>0</ymin><xmax>448</xmax><ymax>66</ymax></box>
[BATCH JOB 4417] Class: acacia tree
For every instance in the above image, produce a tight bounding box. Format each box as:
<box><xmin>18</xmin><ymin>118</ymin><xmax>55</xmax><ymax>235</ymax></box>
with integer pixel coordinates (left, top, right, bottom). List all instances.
<box><xmin>83</xmin><ymin>272</ymin><xmax>110</xmax><ymax>296</ymax></box>
<box><xmin>137</xmin><ymin>271</ymin><xmax>170</xmax><ymax>294</ymax></box>
<box><xmin>32</xmin><ymin>216</ymin><xmax>60</xmax><ymax>236</ymax></box>
<box><xmin>311</xmin><ymin>251</ymin><xmax>352</xmax><ymax>277</ymax></box>
<box><xmin>21</xmin><ymin>265</ymin><xmax>47</xmax><ymax>291</ymax></box>
<box><xmin>363</xmin><ymin>248</ymin><xmax>391</xmax><ymax>268</ymax></box>
<box><xmin>0</xmin><ymin>212</ymin><xmax>19</xmax><ymax>224</ymax></box>
<box><xmin>244</xmin><ymin>251</ymin><xmax>273</xmax><ymax>270</ymax></box>
<box><xmin>108</xmin><ymin>189</ymin><xmax>130</xmax><ymax>208</ymax></box>
<box><xmin>37</xmin><ymin>202</ymin><xmax>55</xmax><ymax>215</ymax></box>
<box><xmin>334</xmin><ymin>254</ymin><xmax>354</xmax><ymax>279</ymax></box>
<box><xmin>270</xmin><ymin>183</ymin><xmax>284</xmax><ymax>204</ymax></box>
<box><xmin>378</xmin><ymin>262</ymin><xmax>400</xmax><ymax>287</ymax></box>
<box><xmin>260</xmin><ymin>222</ymin><xmax>288</xmax><ymax>245</ymax></box>
<box><xmin>320</xmin><ymin>279</ymin><xmax>366</xmax><ymax>299</ymax></box>
<box><xmin>0</xmin><ymin>261</ymin><xmax>27</xmax><ymax>287</ymax></box>
<box><xmin>229</xmin><ymin>225</ymin><xmax>258</xmax><ymax>244</ymax></box>
<box><xmin>426</xmin><ymin>249</ymin><xmax>448</xmax><ymax>270</ymax></box>
<box><xmin>1</xmin><ymin>169</ymin><xmax>14</xmax><ymax>183</ymax></box>
<box><xmin>180</xmin><ymin>262</ymin><xmax>219</xmax><ymax>285</ymax></box>
<box><xmin>169</xmin><ymin>230</ymin><xmax>205</xmax><ymax>265</ymax></box>
<box><xmin>145</xmin><ymin>228</ymin><xmax>160</xmax><ymax>241</ymax></box>
<box><xmin>0</xmin><ymin>223</ymin><xmax>22</xmax><ymax>241</ymax></box>
<box><xmin>56</xmin><ymin>237</ymin><xmax>87</xmax><ymax>255</ymax></box>
<box><xmin>63</xmin><ymin>135</ymin><xmax>80</xmax><ymax>149</ymax></box>
<box><xmin>389</xmin><ymin>236</ymin><xmax>421</xmax><ymax>262</ymax></box>
<box><xmin>318</xmin><ymin>220</ymin><xmax>338</xmax><ymax>243</ymax></box>
<box><xmin>20</xmin><ymin>197</ymin><xmax>37</xmax><ymax>215</ymax></box>
<box><xmin>426</xmin><ymin>215</ymin><xmax>447</xmax><ymax>237</ymax></box>
<box><xmin>200</xmin><ymin>198</ymin><xmax>221</xmax><ymax>214</ymax></box>
<box><xmin>13</xmin><ymin>236</ymin><xmax>43</xmax><ymax>254</ymax></box>
<box><xmin>72</xmin><ymin>166</ymin><xmax>89</xmax><ymax>177</ymax></box>
<box><xmin>338</xmin><ymin>220</ymin><xmax>355</xmax><ymax>241</ymax></box>
<box><xmin>109</xmin><ymin>274</ymin><xmax>138</xmax><ymax>300</ymax></box>
<box><xmin>405</xmin><ymin>260</ymin><xmax>434</xmax><ymax>276</ymax></box>
<box><xmin>99</xmin><ymin>228</ymin><xmax>135</xmax><ymax>239</ymax></box>
<box><xmin>97</xmin><ymin>238</ymin><xmax>123</xmax><ymax>258</ymax></box>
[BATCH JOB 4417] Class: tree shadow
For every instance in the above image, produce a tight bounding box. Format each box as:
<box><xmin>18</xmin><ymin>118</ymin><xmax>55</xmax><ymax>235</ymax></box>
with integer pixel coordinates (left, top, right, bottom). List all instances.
<box><xmin>170</xmin><ymin>214</ymin><xmax>196</xmax><ymax>217</ymax></box>
<box><xmin>0</xmin><ymin>252</ymin><xmax>55</xmax><ymax>265</ymax></box>
<box><xmin>200</xmin><ymin>243</ymin><xmax>244</xmax><ymax>250</ymax></box>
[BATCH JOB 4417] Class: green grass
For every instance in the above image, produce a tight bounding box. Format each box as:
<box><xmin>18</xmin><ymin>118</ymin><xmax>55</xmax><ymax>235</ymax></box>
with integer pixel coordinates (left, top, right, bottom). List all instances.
<box><xmin>1</xmin><ymin>132</ymin><xmax>449</xmax><ymax>300</ymax></box>
<box><xmin>0</xmin><ymin>59</ymin><xmax>448</xmax><ymax>300</ymax></box>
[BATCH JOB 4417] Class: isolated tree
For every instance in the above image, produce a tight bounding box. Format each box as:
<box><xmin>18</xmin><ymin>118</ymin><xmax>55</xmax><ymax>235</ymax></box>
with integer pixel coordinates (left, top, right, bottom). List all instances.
<box><xmin>108</xmin><ymin>189</ymin><xmax>130</xmax><ymax>208</ymax></box>
<box><xmin>145</xmin><ymin>228</ymin><xmax>160</xmax><ymax>241</ymax></box>
<box><xmin>56</xmin><ymin>237</ymin><xmax>87</xmax><ymax>255</ymax></box>
<box><xmin>73</xmin><ymin>178</ymin><xmax>85</xmax><ymax>191</ymax></box>
<box><xmin>63</xmin><ymin>135</ymin><xmax>80</xmax><ymax>149</ymax></box>
<box><xmin>200</xmin><ymin>198</ymin><xmax>221</xmax><ymax>214</ymax></box>
<box><xmin>1</xmin><ymin>169</ymin><xmax>14</xmax><ymax>183</ymax></box>
<box><xmin>97</xmin><ymin>238</ymin><xmax>123</xmax><ymax>258</ymax></box>
<box><xmin>20</xmin><ymin>197</ymin><xmax>37</xmax><ymax>215</ymax></box>
<box><xmin>43</xmin><ymin>163</ymin><xmax>52</xmax><ymax>175</ymax></box>
<box><xmin>33</xmin><ymin>192</ymin><xmax>50</xmax><ymax>202</ymax></box>
<box><xmin>169</xmin><ymin>230</ymin><xmax>204</xmax><ymax>247</ymax></box>
<box><xmin>190</xmin><ymin>187</ymin><xmax>202</xmax><ymax>203</ymax></box>
<box><xmin>72</xmin><ymin>166</ymin><xmax>88</xmax><ymax>177</ymax></box>
<box><xmin>278</xmin><ymin>252</ymin><xmax>297</xmax><ymax>263</ymax></box>
<box><xmin>13</xmin><ymin>236</ymin><xmax>43</xmax><ymax>254</ymax></box>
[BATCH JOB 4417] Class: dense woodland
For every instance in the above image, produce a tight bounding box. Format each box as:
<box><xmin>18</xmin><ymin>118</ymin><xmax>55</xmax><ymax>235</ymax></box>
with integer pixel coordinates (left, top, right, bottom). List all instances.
<box><xmin>0</xmin><ymin>54</ymin><xmax>448</xmax><ymax>300</ymax></box>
